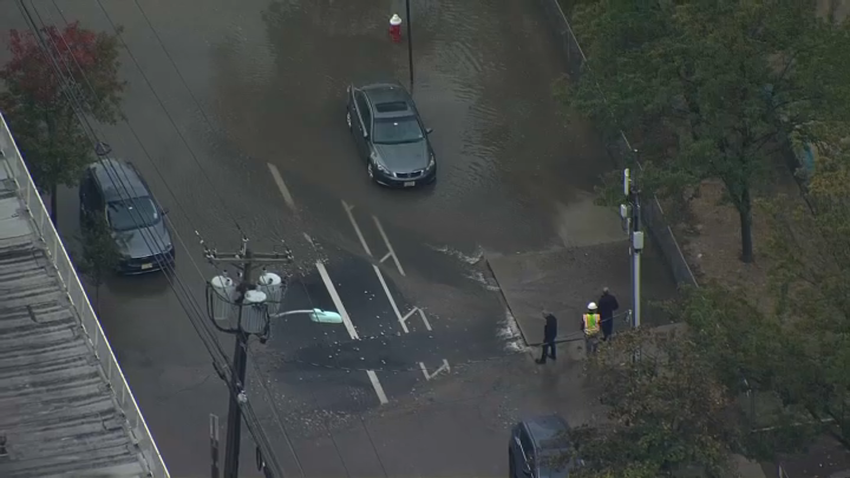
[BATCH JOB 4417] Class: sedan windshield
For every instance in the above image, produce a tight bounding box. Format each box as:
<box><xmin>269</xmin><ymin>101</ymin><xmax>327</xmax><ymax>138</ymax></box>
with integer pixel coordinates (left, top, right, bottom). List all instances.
<box><xmin>107</xmin><ymin>197</ymin><xmax>160</xmax><ymax>232</ymax></box>
<box><xmin>372</xmin><ymin>116</ymin><xmax>424</xmax><ymax>144</ymax></box>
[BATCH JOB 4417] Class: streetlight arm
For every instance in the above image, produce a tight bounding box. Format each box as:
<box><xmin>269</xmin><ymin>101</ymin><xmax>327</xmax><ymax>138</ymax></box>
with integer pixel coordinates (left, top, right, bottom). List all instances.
<box><xmin>271</xmin><ymin>309</ymin><xmax>318</xmax><ymax>318</ymax></box>
<box><xmin>270</xmin><ymin>308</ymin><xmax>343</xmax><ymax>324</ymax></box>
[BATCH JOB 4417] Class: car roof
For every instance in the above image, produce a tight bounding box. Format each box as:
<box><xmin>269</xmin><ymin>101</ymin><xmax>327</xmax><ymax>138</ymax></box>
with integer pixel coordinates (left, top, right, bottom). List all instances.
<box><xmin>90</xmin><ymin>158</ymin><xmax>150</xmax><ymax>202</ymax></box>
<box><xmin>359</xmin><ymin>83</ymin><xmax>416</xmax><ymax>119</ymax></box>
<box><xmin>524</xmin><ymin>414</ymin><xmax>570</xmax><ymax>451</ymax></box>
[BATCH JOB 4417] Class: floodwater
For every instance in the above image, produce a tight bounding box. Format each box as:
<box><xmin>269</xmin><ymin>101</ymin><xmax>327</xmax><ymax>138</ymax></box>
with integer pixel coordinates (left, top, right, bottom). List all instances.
<box><xmin>1</xmin><ymin>0</ymin><xmax>676</xmax><ymax>476</ymax></box>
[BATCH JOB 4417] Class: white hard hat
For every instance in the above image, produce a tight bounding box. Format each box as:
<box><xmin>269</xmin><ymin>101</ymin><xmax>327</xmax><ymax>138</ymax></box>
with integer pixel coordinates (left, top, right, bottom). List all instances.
<box><xmin>587</xmin><ymin>302</ymin><xmax>598</xmax><ymax>311</ymax></box>
<box><xmin>390</xmin><ymin>13</ymin><xmax>402</xmax><ymax>25</ymax></box>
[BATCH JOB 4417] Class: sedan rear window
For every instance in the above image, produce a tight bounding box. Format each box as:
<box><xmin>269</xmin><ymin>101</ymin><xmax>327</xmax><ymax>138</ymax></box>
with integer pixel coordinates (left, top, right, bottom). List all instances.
<box><xmin>372</xmin><ymin>116</ymin><xmax>424</xmax><ymax>144</ymax></box>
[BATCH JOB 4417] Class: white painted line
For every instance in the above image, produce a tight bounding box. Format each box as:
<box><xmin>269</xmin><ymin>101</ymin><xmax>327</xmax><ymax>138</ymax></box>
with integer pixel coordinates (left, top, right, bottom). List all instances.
<box><xmin>372</xmin><ymin>264</ymin><xmax>406</xmax><ymax>332</ymax></box>
<box><xmin>315</xmin><ymin>261</ymin><xmax>359</xmax><ymax>340</ymax></box>
<box><xmin>417</xmin><ymin>308</ymin><xmax>433</xmax><ymax>331</ymax></box>
<box><xmin>372</xmin><ymin>215</ymin><xmax>405</xmax><ymax>276</ymax></box>
<box><xmin>400</xmin><ymin>306</ymin><xmax>432</xmax><ymax>332</ymax></box>
<box><xmin>303</xmin><ymin>232</ymin><xmax>314</xmax><ymax>247</ymax></box>
<box><xmin>416</xmin><ymin>307</ymin><xmax>431</xmax><ymax>332</ymax></box>
<box><xmin>419</xmin><ymin>359</ymin><xmax>451</xmax><ymax>380</ymax></box>
<box><xmin>267</xmin><ymin>163</ymin><xmax>296</xmax><ymax>211</ymax></box>
<box><xmin>366</xmin><ymin>370</ymin><xmax>389</xmax><ymax>405</ymax></box>
<box><xmin>342</xmin><ymin>200</ymin><xmax>373</xmax><ymax>257</ymax></box>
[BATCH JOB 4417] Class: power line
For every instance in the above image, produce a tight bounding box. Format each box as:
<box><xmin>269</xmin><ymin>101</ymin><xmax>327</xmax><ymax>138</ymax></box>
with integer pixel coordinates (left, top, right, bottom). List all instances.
<box><xmin>13</xmin><ymin>2</ymin><xmax>285</xmax><ymax>476</ymax></box>
<box><xmin>101</xmin><ymin>0</ymin><xmax>246</xmax><ymax>237</ymax></box>
<box><xmin>37</xmin><ymin>1</ymin><xmax>212</xmax><ymax>285</ymax></box>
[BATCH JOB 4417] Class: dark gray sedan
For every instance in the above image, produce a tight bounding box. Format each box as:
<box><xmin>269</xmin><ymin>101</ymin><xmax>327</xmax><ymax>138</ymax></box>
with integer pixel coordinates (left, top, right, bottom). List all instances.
<box><xmin>345</xmin><ymin>82</ymin><xmax>437</xmax><ymax>187</ymax></box>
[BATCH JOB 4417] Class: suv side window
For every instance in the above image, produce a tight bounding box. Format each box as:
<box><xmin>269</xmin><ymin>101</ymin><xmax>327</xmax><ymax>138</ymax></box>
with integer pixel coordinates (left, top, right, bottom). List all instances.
<box><xmin>519</xmin><ymin>428</ymin><xmax>535</xmax><ymax>459</ymax></box>
<box><xmin>354</xmin><ymin>91</ymin><xmax>372</xmax><ymax>132</ymax></box>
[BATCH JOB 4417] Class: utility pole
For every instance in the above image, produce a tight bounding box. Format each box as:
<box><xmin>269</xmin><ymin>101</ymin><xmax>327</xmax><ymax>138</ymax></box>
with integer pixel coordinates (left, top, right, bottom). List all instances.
<box><xmin>406</xmin><ymin>0</ymin><xmax>414</xmax><ymax>92</ymax></box>
<box><xmin>619</xmin><ymin>159</ymin><xmax>644</xmax><ymax>329</ymax></box>
<box><xmin>203</xmin><ymin>236</ymin><xmax>293</xmax><ymax>478</ymax></box>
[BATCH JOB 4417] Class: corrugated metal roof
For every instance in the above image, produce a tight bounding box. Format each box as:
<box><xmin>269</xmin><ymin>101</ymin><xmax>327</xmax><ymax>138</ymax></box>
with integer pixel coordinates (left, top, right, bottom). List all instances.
<box><xmin>0</xmin><ymin>165</ymin><xmax>149</xmax><ymax>477</ymax></box>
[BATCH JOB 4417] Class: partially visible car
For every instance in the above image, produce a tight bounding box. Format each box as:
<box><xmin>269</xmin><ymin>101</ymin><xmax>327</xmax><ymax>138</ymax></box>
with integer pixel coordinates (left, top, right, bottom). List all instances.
<box><xmin>79</xmin><ymin>158</ymin><xmax>175</xmax><ymax>275</ymax></box>
<box><xmin>509</xmin><ymin>414</ymin><xmax>577</xmax><ymax>478</ymax></box>
<box><xmin>345</xmin><ymin>82</ymin><xmax>437</xmax><ymax>187</ymax></box>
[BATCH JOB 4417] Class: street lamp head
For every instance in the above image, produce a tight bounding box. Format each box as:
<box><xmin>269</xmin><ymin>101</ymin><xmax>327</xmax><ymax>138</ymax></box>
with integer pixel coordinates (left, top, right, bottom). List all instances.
<box><xmin>309</xmin><ymin>308</ymin><xmax>343</xmax><ymax>324</ymax></box>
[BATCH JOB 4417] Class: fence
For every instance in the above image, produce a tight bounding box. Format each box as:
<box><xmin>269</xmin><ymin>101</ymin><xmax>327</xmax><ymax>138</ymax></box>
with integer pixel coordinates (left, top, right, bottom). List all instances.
<box><xmin>0</xmin><ymin>113</ymin><xmax>170</xmax><ymax>478</ymax></box>
<box><xmin>536</xmin><ymin>0</ymin><xmax>698</xmax><ymax>288</ymax></box>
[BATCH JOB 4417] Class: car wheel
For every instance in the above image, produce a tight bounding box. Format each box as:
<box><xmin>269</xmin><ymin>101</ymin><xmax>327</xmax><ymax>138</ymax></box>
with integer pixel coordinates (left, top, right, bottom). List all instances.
<box><xmin>346</xmin><ymin>109</ymin><xmax>352</xmax><ymax>130</ymax></box>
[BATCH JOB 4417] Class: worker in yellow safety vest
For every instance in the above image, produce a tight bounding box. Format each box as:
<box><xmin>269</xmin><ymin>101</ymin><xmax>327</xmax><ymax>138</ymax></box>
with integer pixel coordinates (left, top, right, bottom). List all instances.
<box><xmin>581</xmin><ymin>302</ymin><xmax>601</xmax><ymax>355</ymax></box>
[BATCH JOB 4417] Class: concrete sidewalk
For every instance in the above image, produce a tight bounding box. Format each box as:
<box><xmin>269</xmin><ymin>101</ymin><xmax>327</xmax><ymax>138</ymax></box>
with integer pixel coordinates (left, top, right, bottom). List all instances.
<box><xmin>486</xmin><ymin>240</ymin><xmax>678</xmax><ymax>345</ymax></box>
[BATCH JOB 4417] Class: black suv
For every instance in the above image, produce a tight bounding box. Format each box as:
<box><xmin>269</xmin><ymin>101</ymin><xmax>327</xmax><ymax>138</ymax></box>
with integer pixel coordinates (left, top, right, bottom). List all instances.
<box><xmin>79</xmin><ymin>158</ymin><xmax>175</xmax><ymax>274</ymax></box>
<box><xmin>346</xmin><ymin>82</ymin><xmax>437</xmax><ymax>187</ymax></box>
<box><xmin>509</xmin><ymin>415</ymin><xmax>576</xmax><ymax>478</ymax></box>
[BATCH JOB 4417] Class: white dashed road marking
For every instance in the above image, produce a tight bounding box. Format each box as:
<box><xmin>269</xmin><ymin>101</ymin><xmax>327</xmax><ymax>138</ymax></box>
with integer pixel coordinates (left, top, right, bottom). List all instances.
<box><xmin>315</xmin><ymin>261</ymin><xmax>359</xmax><ymax>340</ymax></box>
<box><xmin>267</xmin><ymin>163</ymin><xmax>296</xmax><ymax>211</ymax></box>
<box><xmin>342</xmin><ymin>200</ymin><xmax>373</xmax><ymax>257</ymax></box>
<box><xmin>401</xmin><ymin>306</ymin><xmax>432</xmax><ymax>332</ymax></box>
<box><xmin>340</xmin><ymin>200</ymin><xmax>430</xmax><ymax>333</ymax></box>
<box><xmin>366</xmin><ymin>370</ymin><xmax>389</xmax><ymax>405</ymax></box>
<box><xmin>372</xmin><ymin>264</ymin><xmax>404</xmax><ymax>328</ymax></box>
<box><xmin>419</xmin><ymin>359</ymin><xmax>451</xmax><ymax>380</ymax></box>
<box><xmin>372</xmin><ymin>215</ymin><xmax>406</xmax><ymax>276</ymax></box>
<box><xmin>316</xmin><ymin>260</ymin><xmax>388</xmax><ymax>405</ymax></box>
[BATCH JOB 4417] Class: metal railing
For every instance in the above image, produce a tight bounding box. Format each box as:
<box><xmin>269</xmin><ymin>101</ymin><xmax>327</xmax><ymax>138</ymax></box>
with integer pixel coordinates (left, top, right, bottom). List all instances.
<box><xmin>0</xmin><ymin>113</ymin><xmax>170</xmax><ymax>478</ymax></box>
<box><xmin>536</xmin><ymin>0</ymin><xmax>698</xmax><ymax>288</ymax></box>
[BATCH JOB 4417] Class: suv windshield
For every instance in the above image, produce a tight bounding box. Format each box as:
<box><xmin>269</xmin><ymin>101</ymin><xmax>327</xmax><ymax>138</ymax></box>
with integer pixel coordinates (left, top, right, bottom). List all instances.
<box><xmin>107</xmin><ymin>197</ymin><xmax>160</xmax><ymax>232</ymax></box>
<box><xmin>372</xmin><ymin>116</ymin><xmax>424</xmax><ymax>144</ymax></box>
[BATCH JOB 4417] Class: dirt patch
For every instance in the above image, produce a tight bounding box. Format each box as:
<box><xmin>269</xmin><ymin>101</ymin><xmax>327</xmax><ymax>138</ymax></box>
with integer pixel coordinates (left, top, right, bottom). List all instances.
<box><xmin>675</xmin><ymin>175</ymin><xmax>804</xmax><ymax>311</ymax></box>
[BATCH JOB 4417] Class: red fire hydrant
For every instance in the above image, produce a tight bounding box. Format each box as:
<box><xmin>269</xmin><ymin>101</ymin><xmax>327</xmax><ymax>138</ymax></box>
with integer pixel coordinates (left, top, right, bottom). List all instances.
<box><xmin>389</xmin><ymin>13</ymin><xmax>402</xmax><ymax>43</ymax></box>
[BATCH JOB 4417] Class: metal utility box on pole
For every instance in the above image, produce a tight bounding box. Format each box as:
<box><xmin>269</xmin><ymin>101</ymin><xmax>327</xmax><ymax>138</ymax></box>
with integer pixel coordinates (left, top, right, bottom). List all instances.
<box><xmin>620</xmin><ymin>163</ymin><xmax>644</xmax><ymax>329</ymax></box>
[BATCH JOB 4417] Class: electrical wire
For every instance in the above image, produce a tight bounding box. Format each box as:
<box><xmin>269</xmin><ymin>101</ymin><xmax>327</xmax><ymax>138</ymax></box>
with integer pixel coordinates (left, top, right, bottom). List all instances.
<box><xmin>41</xmin><ymin>1</ymin><xmax>212</xmax><ymax>286</ymax></box>
<box><xmin>93</xmin><ymin>0</ymin><xmax>246</xmax><ymax>237</ymax></box>
<box><xmin>35</xmin><ymin>3</ymin><xmax>297</xmax><ymax>475</ymax></box>
<box><xmin>14</xmin><ymin>2</ymin><xmax>285</xmax><ymax>476</ymax></box>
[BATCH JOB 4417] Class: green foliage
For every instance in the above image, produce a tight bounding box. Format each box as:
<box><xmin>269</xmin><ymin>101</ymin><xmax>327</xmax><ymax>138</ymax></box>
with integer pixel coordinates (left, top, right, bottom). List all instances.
<box><xmin>761</xmin><ymin>148</ymin><xmax>850</xmax><ymax>450</ymax></box>
<box><xmin>76</xmin><ymin>214</ymin><xmax>121</xmax><ymax>290</ymax></box>
<box><xmin>678</xmin><ymin>285</ymin><xmax>820</xmax><ymax>456</ymax></box>
<box><xmin>560</xmin><ymin>0</ymin><xmax>850</xmax><ymax>262</ymax></box>
<box><xmin>574</xmin><ymin>326</ymin><xmax>740</xmax><ymax>477</ymax></box>
<box><xmin>571</xmin><ymin>284</ymin><xmax>823</xmax><ymax>476</ymax></box>
<box><xmin>0</xmin><ymin>22</ymin><xmax>125</xmax><ymax>223</ymax></box>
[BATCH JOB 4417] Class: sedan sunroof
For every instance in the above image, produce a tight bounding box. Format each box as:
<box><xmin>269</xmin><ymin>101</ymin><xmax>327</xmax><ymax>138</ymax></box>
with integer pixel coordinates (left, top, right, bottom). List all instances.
<box><xmin>375</xmin><ymin>101</ymin><xmax>409</xmax><ymax>113</ymax></box>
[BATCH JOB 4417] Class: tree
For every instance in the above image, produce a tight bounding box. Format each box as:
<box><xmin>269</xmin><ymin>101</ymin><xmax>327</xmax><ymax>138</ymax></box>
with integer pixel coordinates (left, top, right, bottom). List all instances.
<box><xmin>572</xmin><ymin>326</ymin><xmax>742</xmax><ymax>478</ymax></box>
<box><xmin>762</xmin><ymin>145</ymin><xmax>850</xmax><ymax>450</ymax></box>
<box><xmin>0</xmin><ymin>21</ymin><xmax>125</xmax><ymax>225</ymax></box>
<box><xmin>571</xmin><ymin>286</ymin><xmax>818</xmax><ymax>477</ymax></box>
<box><xmin>76</xmin><ymin>213</ymin><xmax>121</xmax><ymax>312</ymax></box>
<box><xmin>561</xmin><ymin>0</ymin><xmax>850</xmax><ymax>262</ymax></box>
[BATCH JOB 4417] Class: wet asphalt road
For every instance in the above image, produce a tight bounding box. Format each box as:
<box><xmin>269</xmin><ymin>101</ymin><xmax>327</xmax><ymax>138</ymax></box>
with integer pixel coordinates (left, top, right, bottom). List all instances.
<box><xmin>3</xmin><ymin>0</ymin><xmax>676</xmax><ymax>476</ymax></box>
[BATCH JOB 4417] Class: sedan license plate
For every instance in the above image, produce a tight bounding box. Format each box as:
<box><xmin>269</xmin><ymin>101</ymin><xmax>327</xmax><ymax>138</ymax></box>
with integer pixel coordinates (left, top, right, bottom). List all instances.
<box><xmin>140</xmin><ymin>263</ymin><xmax>153</xmax><ymax>270</ymax></box>
<box><xmin>403</xmin><ymin>181</ymin><xmax>415</xmax><ymax>187</ymax></box>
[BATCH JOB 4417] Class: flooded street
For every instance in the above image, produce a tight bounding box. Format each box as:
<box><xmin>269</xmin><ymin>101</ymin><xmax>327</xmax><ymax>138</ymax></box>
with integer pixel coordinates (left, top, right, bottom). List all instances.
<box><xmin>2</xmin><ymin>0</ymin><xmax>676</xmax><ymax>476</ymax></box>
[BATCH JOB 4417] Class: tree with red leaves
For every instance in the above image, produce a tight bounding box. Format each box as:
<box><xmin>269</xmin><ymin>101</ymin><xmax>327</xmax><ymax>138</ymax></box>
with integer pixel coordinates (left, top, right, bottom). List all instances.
<box><xmin>0</xmin><ymin>21</ymin><xmax>125</xmax><ymax>225</ymax></box>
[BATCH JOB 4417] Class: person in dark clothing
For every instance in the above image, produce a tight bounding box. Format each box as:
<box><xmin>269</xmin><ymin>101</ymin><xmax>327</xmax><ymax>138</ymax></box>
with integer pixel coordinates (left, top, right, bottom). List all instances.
<box><xmin>536</xmin><ymin>310</ymin><xmax>558</xmax><ymax>364</ymax></box>
<box><xmin>597</xmin><ymin>287</ymin><xmax>619</xmax><ymax>341</ymax></box>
